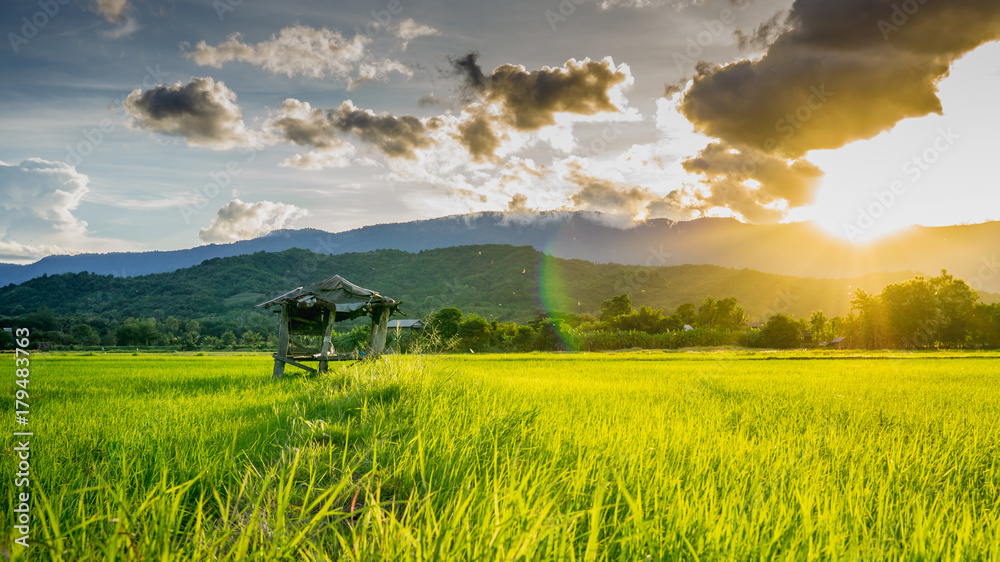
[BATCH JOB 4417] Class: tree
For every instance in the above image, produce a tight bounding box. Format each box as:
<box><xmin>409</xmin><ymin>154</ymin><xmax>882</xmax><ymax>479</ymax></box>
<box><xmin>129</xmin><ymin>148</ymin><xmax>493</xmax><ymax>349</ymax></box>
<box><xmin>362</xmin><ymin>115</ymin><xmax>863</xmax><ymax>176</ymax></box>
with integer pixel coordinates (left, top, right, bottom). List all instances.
<box><xmin>457</xmin><ymin>314</ymin><xmax>491</xmax><ymax>349</ymax></box>
<box><xmin>116</xmin><ymin>318</ymin><xmax>159</xmax><ymax>346</ymax></box>
<box><xmin>599</xmin><ymin>293</ymin><xmax>632</xmax><ymax>322</ymax></box>
<box><xmin>933</xmin><ymin>271</ymin><xmax>977</xmax><ymax>347</ymax></box>
<box><xmin>849</xmin><ymin>290</ymin><xmax>889</xmax><ymax>349</ymax></box>
<box><xmin>882</xmin><ymin>276</ymin><xmax>942</xmax><ymax>348</ymax></box>
<box><xmin>759</xmin><ymin>314</ymin><xmax>801</xmax><ymax>349</ymax></box>
<box><xmin>240</xmin><ymin>331</ymin><xmax>262</xmax><ymax>349</ymax></box>
<box><xmin>163</xmin><ymin>316</ymin><xmax>180</xmax><ymax>335</ymax></box>
<box><xmin>221</xmin><ymin>331</ymin><xmax>236</xmax><ymax>348</ymax></box>
<box><xmin>428</xmin><ymin>307</ymin><xmax>463</xmax><ymax>340</ymax></box>
<box><xmin>809</xmin><ymin>311</ymin><xmax>827</xmax><ymax>345</ymax></box>
<box><xmin>613</xmin><ymin>306</ymin><xmax>670</xmax><ymax>333</ymax></box>
<box><xmin>696</xmin><ymin>296</ymin><xmax>746</xmax><ymax>330</ymax></box>
<box><xmin>181</xmin><ymin>332</ymin><xmax>201</xmax><ymax>350</ymax></box>
<box><xmin>665</xmin><ymin>303</ymin><xmax>697</xmax><ymax>330</ymax></box>
<box><xmin>970</xmin><ymin>303</ymin><xmax>1000</xmax><ymax>348</ymax></box>
<box><xmin>534</xmin><ymin>319</ymin><xmax>570</xmax><ymax>351</ymax></box>
<box><xmin>69</xmin><ymin>323</ymin><xmax>101</xmax><ymax>346</ymax></box>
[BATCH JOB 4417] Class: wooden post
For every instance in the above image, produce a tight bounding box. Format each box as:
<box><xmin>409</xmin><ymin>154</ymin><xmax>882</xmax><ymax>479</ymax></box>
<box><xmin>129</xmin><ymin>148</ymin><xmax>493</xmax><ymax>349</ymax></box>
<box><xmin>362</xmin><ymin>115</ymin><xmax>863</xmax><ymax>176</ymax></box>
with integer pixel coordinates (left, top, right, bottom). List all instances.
<box><xmin>368</xmin><ymin>306</ymin><xmax>390</xmax><ymax>355</ymax></box>
<box><xmin>273</xmin><ymin>304</ymin><xmax>290</xmax><ymax>378</ymax></box>
<box><xmin>318</xmin><ymin>309</ymin><xmax>336</xmax><ymax>374</ymax></box>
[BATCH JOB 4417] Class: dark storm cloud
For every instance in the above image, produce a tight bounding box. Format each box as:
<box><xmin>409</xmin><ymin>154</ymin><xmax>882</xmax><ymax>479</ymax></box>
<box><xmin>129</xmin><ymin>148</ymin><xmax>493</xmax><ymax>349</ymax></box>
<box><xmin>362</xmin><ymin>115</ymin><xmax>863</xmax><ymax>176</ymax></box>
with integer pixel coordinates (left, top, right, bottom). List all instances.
<box><xmin>448</xmin><ymin>53</ymin><xmax>631</xmax><ymax>158</ymax></box>
<box><xmin>123</xmin><ymin>77</ymin><xmax>259</xmax><ymax>149</ymax></box>
<box><xmin>453</xmin><ymin>54</ymin><xmax>630</xmax><ymax>131</ymax></box>
<box><xmin>270</xmin><ymin>99</ymin><xmax>340</xmax><ymax>149</ymax></box>
<box><xmin>456</xmin><ymin>114</ymin><xmax>500</xmax><ymax>162</ymax></box>
<box><xmin>449</xmin><ymin>51</ymin><xmax>489</xmax><ymax>95</ymax></box>
<box><xmin>270</xmin><ymin>99</ymin><xmax>434</xmax><ymax>160</ymax></box>
<box><xmin>330</xmin><ymin>101</ymin><xmax>434</xmax><ymax>159</ymax></box>
<box><xmin>681</xmin><ymin>0</ymin><xmax>1000</xmax><ymax>157</ymax></box>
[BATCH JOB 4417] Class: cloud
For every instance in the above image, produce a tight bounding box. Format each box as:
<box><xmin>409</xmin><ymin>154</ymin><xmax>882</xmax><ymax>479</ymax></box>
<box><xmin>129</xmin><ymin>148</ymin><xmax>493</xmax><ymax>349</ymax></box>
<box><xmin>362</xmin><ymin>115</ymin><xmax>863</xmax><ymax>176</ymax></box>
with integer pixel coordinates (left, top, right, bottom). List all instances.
<box><xmin>0</xmin><ymin>159</ymin><xmax>97</xmax><ymax>262</ymax></box>
<box><xmin>448</xmin><ymin>53</ymin><xmax>634</xmax><ymax>158</ymax></box>
<box><xmin>733</xmin><ymin>10</ymin><xmax>786</xmax><ymax>52</ymax></box>
<box><xmin>84</xmin><ymin>192</ymin><xmax>196</xmax><ymax>210</ymax></box>
<box><xmin>123</xmin><ymin>77</ymin><xmax>261</xmax><ymax>150</ymax></box>
<box><xmin>680</xmin><ymin>0</ymin><xmax>1000</xmax><ymax>157</ymax></box>
<box><xmin>665</xmin><ymin>0</ymin><xmax>1000</xmax><ymax>224</ymax></box>
<box><xmin>456</xmin><ymin>114</ymin><xmax>500</xmax><ymax>162</ymax></box>
<box><xmin>506</xmin><ymin>193</ymin><xmax>529</xmax><ymax>212</ymax></box>
<box><xmin>94</xmin><ymin>0</ymin><xmax>129</xmax><ymax>23</ymax></box>
<box><xmin>198</xmin><ymin>199</ymin><xmax>308</xmax><ymax>243</ymax></box>
<box><xmin>455</xmin><ymin>53</ymin><xmax>632</xmax><ymax>131</ymax></box>
<box><xmin>395</xmin><ymin>19</ymin><xmax>440</xmax><ymax>49</ymax></box>
<box><xmin>185</xmin><ymin>25</ymin><xmax>410</xmax><ymax>84</ymax></box>
<box><xmin>570</xmin><ymin>177</ymin><xmax>653</xmax><ymax>223</ymax></box>
<box><xmin>679</xmin><ymin>142</ymin><xmax>823</xmax><ymax>222</ymax></box>
<box><xmin>101</xmin><ymin>16</ymin><xmax>140</xmax><ymax>40</ymax></box>
<box><xmin>269</xmin><ymin>98</ymin><xmax>435</xmax><ymax>161</ymax></box>
<box><xmin>277</xmin><ymin>148</ymin><xmax>355</xmax><ymax>170</ymax></box>
<box><xmin>268</xmin><ymin>99</ymin><xmax>344</xmax><ymax>150</ymax></box>
<box><xmin>332</xmin><ymin>101</ymin><xmax>436</xmax><ymax>158</ymax></box>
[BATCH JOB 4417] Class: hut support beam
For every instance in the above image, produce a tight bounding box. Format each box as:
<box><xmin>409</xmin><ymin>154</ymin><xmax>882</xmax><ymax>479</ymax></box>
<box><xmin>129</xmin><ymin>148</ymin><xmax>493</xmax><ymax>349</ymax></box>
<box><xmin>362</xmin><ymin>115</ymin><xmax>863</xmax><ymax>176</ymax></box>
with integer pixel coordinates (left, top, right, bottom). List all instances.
<box><xmin>273</xmin><ymin>304</ymin><xmax>290</xmax><ymax>378</ymax></box>
<box><xmin>318</xmin><ymin>310</ymin><xmax>336</xmax><ymax>374</ymax></box>
<box><xmin>369</xmin><ymin>306</ymin><xmax>390</xmax><ymax>355</ymax></box>
<box><xmin>272</xmin><ymin>354</ymin><xmax>318</xmax><ymax>375</ymax></box>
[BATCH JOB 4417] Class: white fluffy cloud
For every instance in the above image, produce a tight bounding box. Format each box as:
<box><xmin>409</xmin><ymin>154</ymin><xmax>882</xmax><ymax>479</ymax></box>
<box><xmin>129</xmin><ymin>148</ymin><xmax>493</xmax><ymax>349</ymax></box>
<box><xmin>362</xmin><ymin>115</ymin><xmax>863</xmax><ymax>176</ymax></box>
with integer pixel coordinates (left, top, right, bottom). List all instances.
<box><xmin>0</xmin><ymin>159</ymin><xmax>99</xmax><ymax>262</ymax></box>
<box><xmin>394</xmin><ymin>19</ymin><xmax>440</xmax><ymax>50</ymax></box>
<box><xmin>185</xmin><ymin>25</ymin><xmax>411</xmax><ymax>85</ymax></box>
<box><xmin>198</xmin><ymin>199</ymin><xmax>308</xmax><ymax>243</ymax></box>
<box><xmin>94</xmin><ymin>0</ymin><xmax>128</xmax><ymax>22</ymax></box>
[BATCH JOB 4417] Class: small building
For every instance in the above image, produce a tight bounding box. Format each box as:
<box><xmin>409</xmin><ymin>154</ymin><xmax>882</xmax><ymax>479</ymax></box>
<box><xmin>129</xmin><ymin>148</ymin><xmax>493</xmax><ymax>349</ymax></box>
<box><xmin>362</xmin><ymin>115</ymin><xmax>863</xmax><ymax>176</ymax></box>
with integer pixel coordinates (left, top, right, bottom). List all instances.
<box><xmin>36</xmin><ymin>341</ymin><xmax>52</xmax><ymax>351</ymax></box>
<box><xmin>800</xmin><ymin>329</ymin><xmax>813</xmax><ymax>346</ymax></box>
<box><xmin>255</xmin><ymin>275</ymin><xmax>403</xmax><ymax>378</ymax></box>
<box><xmin>828</xmin><ymin>336</ymin><xmax>847</xmax><ymax>350</ymax></box>
<box><xmin>388</xmin><ymin>319</ymin><xmax>425</xmax><ymax>332</ymax></box>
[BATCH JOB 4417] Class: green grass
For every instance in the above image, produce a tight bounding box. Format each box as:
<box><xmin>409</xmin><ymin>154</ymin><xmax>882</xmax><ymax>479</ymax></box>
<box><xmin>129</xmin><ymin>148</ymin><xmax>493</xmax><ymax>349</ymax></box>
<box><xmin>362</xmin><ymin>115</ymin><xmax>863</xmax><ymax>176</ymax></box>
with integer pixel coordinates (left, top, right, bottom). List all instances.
<box><xmin>2</xmin><ymin>351</ymin><xmax>1000</xmax><ymax>560</ymax></box>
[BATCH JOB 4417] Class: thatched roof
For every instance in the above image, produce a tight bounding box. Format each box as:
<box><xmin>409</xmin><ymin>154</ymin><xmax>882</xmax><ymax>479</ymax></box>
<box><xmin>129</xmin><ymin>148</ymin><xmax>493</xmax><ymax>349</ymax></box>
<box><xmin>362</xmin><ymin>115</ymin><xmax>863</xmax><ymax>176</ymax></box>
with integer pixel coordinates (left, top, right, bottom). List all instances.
<box><xmin>255</xmin><ymin>275</ymin><xmax>401</xmax><ymax>320</ymax></box>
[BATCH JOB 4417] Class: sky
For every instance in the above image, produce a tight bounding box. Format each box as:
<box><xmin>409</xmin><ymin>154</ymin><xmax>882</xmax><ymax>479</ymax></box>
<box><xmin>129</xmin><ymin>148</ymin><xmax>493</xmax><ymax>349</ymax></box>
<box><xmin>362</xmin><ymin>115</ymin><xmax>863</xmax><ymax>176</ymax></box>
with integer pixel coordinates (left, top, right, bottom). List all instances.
<box><xmin>1</xmin><ymin>0</ymin><xmax>999</xmax><ymax>264</ymax></box>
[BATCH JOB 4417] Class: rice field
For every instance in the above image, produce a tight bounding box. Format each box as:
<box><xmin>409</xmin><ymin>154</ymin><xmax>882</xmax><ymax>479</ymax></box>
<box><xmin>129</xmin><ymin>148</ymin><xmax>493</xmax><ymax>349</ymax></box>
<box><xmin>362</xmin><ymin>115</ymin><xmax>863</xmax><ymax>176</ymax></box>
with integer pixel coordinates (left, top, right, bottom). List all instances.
<box><xmin>3</xmin><ymin>351</ymin><xmax>1000</xmax><ymax>560</ymax></box>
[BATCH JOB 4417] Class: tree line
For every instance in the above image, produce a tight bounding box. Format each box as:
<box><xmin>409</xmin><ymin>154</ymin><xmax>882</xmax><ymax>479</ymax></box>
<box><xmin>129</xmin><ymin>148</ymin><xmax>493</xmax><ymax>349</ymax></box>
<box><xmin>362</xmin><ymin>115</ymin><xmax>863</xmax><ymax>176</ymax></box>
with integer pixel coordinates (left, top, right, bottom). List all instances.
<box><xmin>2</xmin><ymin>270</ymin><xmax>998</xmax><ymax>352</ymax></box>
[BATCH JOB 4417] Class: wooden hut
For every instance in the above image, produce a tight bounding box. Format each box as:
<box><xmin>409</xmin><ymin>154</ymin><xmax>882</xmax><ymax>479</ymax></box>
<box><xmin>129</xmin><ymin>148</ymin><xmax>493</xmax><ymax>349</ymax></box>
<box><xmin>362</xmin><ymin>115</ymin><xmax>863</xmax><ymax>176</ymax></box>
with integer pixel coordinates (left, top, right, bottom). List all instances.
<box><xmin>255</xmin><ymin>275</ymin><xmax>402</xmax><ymax>377</ymax></box>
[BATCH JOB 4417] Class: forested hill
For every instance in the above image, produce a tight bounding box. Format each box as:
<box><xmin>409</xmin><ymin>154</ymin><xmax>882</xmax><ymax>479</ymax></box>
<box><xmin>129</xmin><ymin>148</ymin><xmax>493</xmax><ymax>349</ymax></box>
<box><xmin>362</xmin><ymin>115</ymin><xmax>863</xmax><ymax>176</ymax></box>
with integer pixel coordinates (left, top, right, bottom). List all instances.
<box><xmin>2</xmin><ymin>244</ymin><xmax>995</xmax><ymax>324</ymax></box>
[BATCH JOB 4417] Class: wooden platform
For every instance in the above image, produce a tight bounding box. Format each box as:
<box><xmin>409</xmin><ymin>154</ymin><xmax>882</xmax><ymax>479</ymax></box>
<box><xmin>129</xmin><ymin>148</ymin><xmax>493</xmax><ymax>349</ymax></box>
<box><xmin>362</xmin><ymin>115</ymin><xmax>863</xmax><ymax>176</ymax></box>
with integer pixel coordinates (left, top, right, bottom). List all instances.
<box><xmin>272</xmin><ymin>353</ymin><xmax>359</xmax><ymax>375</ymax></box>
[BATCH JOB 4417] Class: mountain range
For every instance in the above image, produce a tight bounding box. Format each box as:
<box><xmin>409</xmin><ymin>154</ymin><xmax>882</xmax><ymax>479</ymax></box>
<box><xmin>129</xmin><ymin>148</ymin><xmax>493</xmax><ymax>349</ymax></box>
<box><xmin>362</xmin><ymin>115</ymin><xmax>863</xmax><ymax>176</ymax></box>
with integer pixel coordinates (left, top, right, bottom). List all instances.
<box><xmin>2</xmin><ymin>245</ymin><xmax>997</xmax><ymax>324</ymax></box>
<box><xmin>2</xmin><ymin>213</ymin><xmax>998</xmax><ymax>294</ymax></box>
